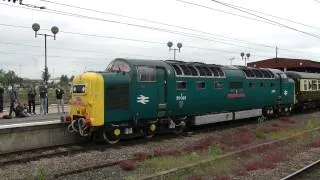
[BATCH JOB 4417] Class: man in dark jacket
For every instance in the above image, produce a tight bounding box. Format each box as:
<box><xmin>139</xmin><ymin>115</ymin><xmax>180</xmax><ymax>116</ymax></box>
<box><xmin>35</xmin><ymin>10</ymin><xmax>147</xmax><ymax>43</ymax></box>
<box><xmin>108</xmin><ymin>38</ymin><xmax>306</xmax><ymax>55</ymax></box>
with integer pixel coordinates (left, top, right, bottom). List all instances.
<box><xmin>28</xmin><ymin>86</ymin><xmax>37</xmax><ymax>114</ymax></box>
<box><xmin>0</xmin><ymin>84</ymin><xmax>4</xmax><ymax>113</ymax></box>
<box><xmin>55</xmin><ymin>86</ymin><xmax>64</xmax><ymax>114</ymax></box>
<box><xmin>8</xmin><ymin>85</ymin><xmax>18</xmax><ymax>117</ymax></box>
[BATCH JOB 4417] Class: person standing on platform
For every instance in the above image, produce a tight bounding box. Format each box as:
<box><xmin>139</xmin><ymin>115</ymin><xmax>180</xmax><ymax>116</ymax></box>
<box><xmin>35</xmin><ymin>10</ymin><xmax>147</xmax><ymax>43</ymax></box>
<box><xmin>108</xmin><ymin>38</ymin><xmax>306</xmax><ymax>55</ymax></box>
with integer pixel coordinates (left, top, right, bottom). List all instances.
<box><xmin>39</xmin><ymin>84</ymin><xmax>48</xmax><ymax>116</ymax></box>
<box><xmin>27</xmin><ymin>86</ymin><xmax>36</xmax><ymax>114</ymax></box>
<box><xmin>8</xmin><ymin>85</ymin><xmax>18</xmax><ymax>117</ymax></box>
<box><xmin>55</xmin><ymin>86</ymin><xmax>64</xmax><ymax>114</ymax></box>
<box><xmin>0</xmin><ymin>84</ymin><xmax>4</xmax><ymax>114</ymax></box>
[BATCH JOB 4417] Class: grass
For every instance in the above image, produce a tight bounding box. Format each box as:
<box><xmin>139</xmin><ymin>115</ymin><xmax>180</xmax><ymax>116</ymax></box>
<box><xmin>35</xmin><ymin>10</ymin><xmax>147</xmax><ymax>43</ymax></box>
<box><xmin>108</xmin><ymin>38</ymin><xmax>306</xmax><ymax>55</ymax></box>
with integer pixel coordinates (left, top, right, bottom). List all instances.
<box><xmin>125</xmin><ymin>115</ymin><xmax>320</xmax><ymax>179</ymax></box>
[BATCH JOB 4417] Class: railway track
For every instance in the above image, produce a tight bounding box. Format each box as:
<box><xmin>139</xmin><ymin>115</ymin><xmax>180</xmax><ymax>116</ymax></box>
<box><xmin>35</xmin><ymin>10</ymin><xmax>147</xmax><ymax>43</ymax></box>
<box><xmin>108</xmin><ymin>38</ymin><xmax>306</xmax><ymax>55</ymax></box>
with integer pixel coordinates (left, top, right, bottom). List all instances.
<box><xmin>1</xmin><ymin>111</ymin><xmax>318</xmax><ymax>179</ymax></box>
<box><xmin>280</xmin><ymin>159</ymin><xmax>320</xmax><ymax>180</ymax></box>
<box><xmin>0</xmin><ymin>112</ymin><xmax>260</xmax><ymax>167</ymax></box>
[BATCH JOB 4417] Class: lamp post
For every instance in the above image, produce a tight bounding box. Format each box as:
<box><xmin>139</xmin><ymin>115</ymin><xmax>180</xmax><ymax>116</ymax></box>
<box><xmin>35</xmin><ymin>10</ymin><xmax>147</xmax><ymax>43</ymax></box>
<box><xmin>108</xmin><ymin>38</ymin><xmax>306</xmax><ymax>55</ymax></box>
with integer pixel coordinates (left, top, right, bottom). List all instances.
<box><xmin>32</xmin><ymin>23</ymin><xmax>59</xmax><ymax>114</ymax></box>
<box><xmin>229</xmin><ymin>57</ymin><xmax>235</xmax><ymax>65</ymax></box>
<box><xmin>167</xmin><ymin>41</ymin><xmax>182</xmax><ymax>61</ymax></box>
<box><xmin>32</xmin><ymin>23</ymin><xmax>59</xmax><ymax>85</ymax></box>
<box><xmin>240</xmin><ymin>52</ymin><xmax>250</xmax><ymax>66</ymax></box>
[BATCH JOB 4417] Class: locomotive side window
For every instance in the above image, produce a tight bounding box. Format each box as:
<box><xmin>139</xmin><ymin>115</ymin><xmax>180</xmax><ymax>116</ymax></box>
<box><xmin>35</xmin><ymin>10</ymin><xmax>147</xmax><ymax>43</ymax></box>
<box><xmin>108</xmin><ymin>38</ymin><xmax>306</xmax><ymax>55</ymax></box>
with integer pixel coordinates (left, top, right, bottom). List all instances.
<box><xmin>137</xmin><ymin>66</ymin><xmax>156</xmax><ymax>82</ymax></box>
<box><xmin>176</xmin><ymin>81</ymin><xmax>187</xmax><ymax>90</ymax></box>
<box><xmin>230</xmin><ymin>82</ymin><xmax>243</xmax><ymax>89</ymax></box>
<box><xmin>196</xmin><ymin>82</ymin><xmax>206</xmax><ymax>90</ymax></box>
<box><xmin>249</xmin><ymin>82</ymin><xmax>255</xmax><ymax>88</ymax></box>
<box><xmin>214</xmin><ymin>81</ymin><xmax>223</xmax><ymax>89</ymax></box>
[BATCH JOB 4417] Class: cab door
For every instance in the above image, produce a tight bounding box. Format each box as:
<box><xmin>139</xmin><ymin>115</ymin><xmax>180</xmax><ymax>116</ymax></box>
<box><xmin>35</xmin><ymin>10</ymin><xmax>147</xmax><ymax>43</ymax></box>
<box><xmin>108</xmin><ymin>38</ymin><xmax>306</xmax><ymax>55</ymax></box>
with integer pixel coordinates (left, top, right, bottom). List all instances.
<box><xmin>134</xmin><ymin>66</ymin><xmax>158</xmax><ymax>120</ymax></box>
<box><xmin>156</xmin><ymin>67</ymin><xmax>167</xmax><ymax>117</ymax></box>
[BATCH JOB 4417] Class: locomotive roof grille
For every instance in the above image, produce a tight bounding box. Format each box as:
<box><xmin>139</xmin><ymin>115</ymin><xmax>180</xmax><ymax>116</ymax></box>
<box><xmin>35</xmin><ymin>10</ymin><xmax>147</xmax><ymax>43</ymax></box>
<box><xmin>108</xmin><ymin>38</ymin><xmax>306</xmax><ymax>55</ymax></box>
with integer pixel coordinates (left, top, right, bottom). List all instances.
<box><xmin>237</xmin><ymin>66</ymin><xmax>275</xmax><ymax>79</ymax></box>
<box><xmin>166</xmin><ymin>61</ymin><xmax>225</xmax><ymax>77</ymax></box>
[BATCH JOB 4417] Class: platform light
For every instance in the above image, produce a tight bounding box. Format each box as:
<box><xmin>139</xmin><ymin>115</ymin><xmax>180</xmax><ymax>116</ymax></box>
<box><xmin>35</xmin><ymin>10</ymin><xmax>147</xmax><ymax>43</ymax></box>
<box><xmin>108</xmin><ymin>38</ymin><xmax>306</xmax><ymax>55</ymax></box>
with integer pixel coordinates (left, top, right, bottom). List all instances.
<box><xmin>167</xmin><ymin>41</ymin><xmax>183</xmax><ymax>61</ymax></box>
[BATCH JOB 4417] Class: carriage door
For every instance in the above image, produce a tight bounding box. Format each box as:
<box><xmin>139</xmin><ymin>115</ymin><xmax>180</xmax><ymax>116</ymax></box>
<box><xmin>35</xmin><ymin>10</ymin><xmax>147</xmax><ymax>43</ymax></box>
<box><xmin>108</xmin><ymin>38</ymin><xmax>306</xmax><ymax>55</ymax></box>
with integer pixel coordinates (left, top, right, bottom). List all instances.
<box><xmin>156</xmin><ymin>67</ymin><xmax>167</xmax><ymax>117</ymax></box>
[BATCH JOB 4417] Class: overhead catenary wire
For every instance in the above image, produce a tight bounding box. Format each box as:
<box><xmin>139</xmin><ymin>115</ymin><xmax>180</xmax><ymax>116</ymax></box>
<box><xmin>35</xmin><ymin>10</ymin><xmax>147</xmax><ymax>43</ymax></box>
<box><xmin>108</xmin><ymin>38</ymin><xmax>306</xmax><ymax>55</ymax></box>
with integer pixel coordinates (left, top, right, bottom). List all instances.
<box><xmin>209</xmin><ymin>0</ymin><xmax>320</xmax><ymax>39</ymax></box>
<box><xmin>38</xmin><ymin>0</ymin><xmax>276</xmax><ymax>48</ymax></box>
<box><xmin>0</xmin><ymin>2</ymin><xmax>281</xmax><ymax>52</ymax></box>
<box><xmin>0</xmin><ymin>2</ymin><xmax>319</xmax><ymax>59</ymax></box>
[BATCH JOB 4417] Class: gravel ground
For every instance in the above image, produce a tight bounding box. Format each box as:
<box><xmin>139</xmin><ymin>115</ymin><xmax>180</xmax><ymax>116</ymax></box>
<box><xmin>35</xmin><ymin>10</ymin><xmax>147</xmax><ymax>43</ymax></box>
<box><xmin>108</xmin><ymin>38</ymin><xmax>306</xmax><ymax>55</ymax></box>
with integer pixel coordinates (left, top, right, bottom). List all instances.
<box><xmin>0</xmin><ymin>111</ymin><xmax>319</xmax><ymax>180</ymax></box>
<box><xmin>239</xmin><ymin>148</ymin><xmax>320</xmax><ymax>180</ymax></box>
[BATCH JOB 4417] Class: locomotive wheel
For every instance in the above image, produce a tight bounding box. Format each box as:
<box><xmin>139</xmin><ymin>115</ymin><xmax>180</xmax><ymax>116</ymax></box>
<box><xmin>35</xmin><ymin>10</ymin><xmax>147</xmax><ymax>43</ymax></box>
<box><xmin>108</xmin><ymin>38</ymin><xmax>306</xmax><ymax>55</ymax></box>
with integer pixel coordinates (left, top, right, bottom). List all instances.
<box><xmin>257</xmin><ymin>116</ymin><xmax>266</xmax><ymax>124</ymax></box>
<box><xmin>174</xmin><ymin>121</ymin><xmax>185</xmax><ymax>135</ymax></box>
<box><xmin>102</xmin><ymin>129</ymin><xmax>120</xmax><ymax>144</ymax></box>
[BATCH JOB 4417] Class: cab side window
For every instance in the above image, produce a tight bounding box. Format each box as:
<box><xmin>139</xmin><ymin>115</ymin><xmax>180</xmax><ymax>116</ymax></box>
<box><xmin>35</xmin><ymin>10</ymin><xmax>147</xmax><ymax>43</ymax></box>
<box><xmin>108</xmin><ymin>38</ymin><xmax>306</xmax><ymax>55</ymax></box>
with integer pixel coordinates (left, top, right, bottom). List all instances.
<box><xmin>137</xmin><ymin>66</ymin><xmax>156</xmax><ymax>82</ymax></box>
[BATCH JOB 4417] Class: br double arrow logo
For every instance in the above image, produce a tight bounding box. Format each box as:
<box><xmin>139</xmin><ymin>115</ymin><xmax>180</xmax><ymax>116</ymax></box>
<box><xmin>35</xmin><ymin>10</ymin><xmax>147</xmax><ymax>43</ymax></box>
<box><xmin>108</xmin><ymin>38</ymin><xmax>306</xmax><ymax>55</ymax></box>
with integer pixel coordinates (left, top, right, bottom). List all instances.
<box><xmin>137</xmin><ymin>95</ymin><xmax>150</xmax><ymax>104</ymax></box>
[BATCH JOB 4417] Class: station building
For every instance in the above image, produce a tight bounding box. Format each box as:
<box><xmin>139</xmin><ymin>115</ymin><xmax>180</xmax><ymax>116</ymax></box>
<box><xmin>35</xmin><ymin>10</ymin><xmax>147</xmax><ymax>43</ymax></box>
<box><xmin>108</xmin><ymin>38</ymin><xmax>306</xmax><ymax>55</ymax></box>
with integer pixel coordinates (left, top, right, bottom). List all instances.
<box><xmin>247</xmin><ymin>58</ymin><xmax>320</xmax><ymax>73</ymax></box>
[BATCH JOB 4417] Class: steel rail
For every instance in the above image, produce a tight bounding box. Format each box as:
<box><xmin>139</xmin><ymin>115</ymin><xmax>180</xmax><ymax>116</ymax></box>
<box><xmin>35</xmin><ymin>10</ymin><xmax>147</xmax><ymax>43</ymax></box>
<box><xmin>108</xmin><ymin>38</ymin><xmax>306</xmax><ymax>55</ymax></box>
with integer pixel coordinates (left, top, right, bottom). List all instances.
<box><xmin>280</xmin><ymin>159</ymin><xmax>320</xmax><ymax>180</ymax></box>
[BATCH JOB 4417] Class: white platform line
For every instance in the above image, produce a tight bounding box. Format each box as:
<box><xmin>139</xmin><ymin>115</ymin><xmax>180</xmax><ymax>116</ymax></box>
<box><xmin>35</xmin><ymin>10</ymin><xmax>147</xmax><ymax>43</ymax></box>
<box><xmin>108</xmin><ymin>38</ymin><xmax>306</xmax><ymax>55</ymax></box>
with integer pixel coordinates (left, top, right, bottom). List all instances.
<box><xmin>0</xmin><ymin>120</ymin><xmax>62</xmax><ymax>130</ymax></box>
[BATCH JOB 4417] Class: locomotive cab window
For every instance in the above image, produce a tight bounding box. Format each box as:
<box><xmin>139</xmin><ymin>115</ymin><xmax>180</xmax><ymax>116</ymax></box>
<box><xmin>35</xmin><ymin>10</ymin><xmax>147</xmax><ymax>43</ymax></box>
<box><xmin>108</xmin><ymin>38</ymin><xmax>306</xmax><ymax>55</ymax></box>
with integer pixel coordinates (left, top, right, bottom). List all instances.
<box><xmin>137</xmin><ymin>66</ymin><xmax>156</xmax><ymax>82</ymax></box>
<box><xmin>107</xmin><ymin>60</ymin><xmax>131</xmax><ymax>73</ymax></box>
<box><xmin>72</xmin><ymin>84</ymin><xmax>86</xmax><ymax>94</ymax></box>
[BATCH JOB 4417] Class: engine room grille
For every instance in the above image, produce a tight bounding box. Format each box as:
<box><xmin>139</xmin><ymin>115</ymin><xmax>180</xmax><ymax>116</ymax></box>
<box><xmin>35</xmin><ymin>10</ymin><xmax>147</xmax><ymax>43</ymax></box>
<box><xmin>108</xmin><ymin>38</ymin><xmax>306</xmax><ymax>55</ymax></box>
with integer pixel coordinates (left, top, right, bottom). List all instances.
<box><xmin>106</xmin><ymin>84</ymin><xmax>129</xmax><ymax>110</ymax></box>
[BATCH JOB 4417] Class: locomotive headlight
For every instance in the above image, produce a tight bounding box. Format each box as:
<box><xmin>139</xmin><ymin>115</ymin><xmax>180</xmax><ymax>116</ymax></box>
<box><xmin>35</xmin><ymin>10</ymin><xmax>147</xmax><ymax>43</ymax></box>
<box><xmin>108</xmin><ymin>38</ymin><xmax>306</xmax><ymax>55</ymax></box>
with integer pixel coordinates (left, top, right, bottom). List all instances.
<box><xmin>114</xmin><ymin>128</ymin><xmax>121</xmax><ymax>136</ymax></box>
<box><xmin>150</xmin><ymin>124</ymin><xmax>156</xmax><ymax>132</ymax></box>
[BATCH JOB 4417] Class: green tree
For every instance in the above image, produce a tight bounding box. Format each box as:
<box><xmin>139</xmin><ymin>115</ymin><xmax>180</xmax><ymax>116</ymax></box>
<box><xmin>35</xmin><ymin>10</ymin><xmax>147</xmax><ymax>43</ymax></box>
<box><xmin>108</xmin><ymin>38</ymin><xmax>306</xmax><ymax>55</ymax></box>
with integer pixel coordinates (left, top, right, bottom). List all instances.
<box><xmin>42</xmin><ymin>67</ymin><xmax>51</xmax><ymax>84</ymax></box>
<box><xmin>4</xmin><ymin>70</ymin><xmax>22</xmax><ymax>86</ymax></box>
<box><xmin>60</xmin><ymin>74</ymin><xmax>69</xmax><ymax>86</ymax></box>
<box><xmin>69</xmin><ymin>75</ymin><xmax>74</xmax><ymax>82</ymax></box>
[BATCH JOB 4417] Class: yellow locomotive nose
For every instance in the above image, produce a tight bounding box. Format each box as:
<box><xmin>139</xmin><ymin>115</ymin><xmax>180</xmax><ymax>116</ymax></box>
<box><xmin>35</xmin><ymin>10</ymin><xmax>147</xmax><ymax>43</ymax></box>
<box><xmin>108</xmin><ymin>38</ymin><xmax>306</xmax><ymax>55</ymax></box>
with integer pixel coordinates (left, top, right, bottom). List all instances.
<box><xmin>69</xmin><ymin>72</ymin><xmax>105</xmax><ymax>129</ymax></box>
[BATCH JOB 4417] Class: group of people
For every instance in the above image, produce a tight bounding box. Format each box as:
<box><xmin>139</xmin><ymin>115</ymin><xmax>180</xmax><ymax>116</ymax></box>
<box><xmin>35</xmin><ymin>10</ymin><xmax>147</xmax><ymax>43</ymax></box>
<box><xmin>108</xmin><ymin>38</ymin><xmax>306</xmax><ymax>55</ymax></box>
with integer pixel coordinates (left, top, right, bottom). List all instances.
<box><xmin>0</xmin><ymin>84</ymin><xmax>65</xmax><ymax>118</ymax></box>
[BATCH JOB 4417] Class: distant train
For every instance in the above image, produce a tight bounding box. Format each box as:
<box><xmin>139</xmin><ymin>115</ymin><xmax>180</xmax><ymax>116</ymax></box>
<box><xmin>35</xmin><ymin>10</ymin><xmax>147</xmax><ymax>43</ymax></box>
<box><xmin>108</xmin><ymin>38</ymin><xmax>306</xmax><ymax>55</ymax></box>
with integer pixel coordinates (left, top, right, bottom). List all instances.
<box><xmin>65</xmin><ymin>58</ymin><xmax>320</xmax><ymax>144</ymax></box>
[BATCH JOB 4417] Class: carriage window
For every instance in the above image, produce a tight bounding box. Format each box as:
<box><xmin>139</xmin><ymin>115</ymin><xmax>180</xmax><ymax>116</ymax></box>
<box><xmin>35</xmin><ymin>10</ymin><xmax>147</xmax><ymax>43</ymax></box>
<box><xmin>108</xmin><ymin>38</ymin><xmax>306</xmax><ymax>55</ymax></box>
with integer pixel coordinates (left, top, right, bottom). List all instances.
<box><xmin>260</xmin><ymin>82</ymin><xmax>264</xmax><ymax>87</ymax></box>
<box><xmin>304</xmin><ymin>80</ymin><xmax>308</xmax><ymax>91</ymax></box>
<box><xmin>137</xmin><ymin>66</ymin><xmax>156</xmax><ymax>82</ymax></box>
<box><xmin>312</xmin><ymin>80</ymin><xmax>317</xmax><ymax>91</ymax></box>
<box><xmin>214</xmin><ymin>81</ymin><xmax>223</xmax><ymax>89</ymax></box>
<box><xmin>196</xmin><ymin>82</ymin><xmax>206</xmax><ymax>90</ymax></box>
<box><xmin>176</xmin><ymin>81</ymin><xmax>187</xmax><ymax>90</ymax></box>
<box><xmin>270</xmin><ymin>82</ymin><xmax>274</xmax><ymax>87</ymax></box>
<box><xmin>230</xmin><ymin>82</ymin><xmax>243</xmax><ymax>89</ymax></box>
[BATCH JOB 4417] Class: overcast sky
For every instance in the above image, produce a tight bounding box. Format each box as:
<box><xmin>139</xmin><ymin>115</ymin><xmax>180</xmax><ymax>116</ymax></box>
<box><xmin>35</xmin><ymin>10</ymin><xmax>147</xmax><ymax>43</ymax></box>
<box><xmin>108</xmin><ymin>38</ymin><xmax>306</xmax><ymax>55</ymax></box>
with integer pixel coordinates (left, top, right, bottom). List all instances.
<box><xmin>1</xmin><ymin>0</ymin><xmax>320</xmax><ymax>79</ymax></box>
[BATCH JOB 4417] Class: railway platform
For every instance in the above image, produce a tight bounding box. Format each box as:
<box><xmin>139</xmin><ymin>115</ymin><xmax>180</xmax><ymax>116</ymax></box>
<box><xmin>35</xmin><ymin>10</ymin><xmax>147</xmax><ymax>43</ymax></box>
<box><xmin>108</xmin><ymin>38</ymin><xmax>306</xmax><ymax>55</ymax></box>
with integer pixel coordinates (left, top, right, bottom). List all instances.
<box><xmin>0</xmin><ymin>104</ymin><xmax>69</xmax><ymax>127</ymax></box>
<box><xmin>0</xmin><ymin>104</ymin><xmax>82</xmax><ymax>154</ymax></box>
